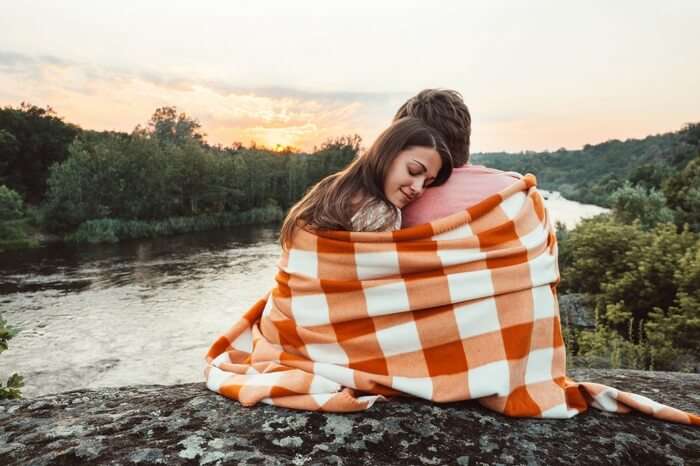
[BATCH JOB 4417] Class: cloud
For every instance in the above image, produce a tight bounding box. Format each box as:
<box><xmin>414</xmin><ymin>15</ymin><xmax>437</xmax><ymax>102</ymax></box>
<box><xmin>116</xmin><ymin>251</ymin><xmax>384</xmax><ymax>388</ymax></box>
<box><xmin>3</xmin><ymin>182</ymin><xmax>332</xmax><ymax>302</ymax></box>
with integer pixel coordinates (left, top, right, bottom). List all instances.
<box><xmin>0</xmin><ymin>50</ymin><xmax>74</xmax><ymax>71</ymax></box>
<box><xmin>0</xmin><ymin>49</ymin><xmax>398</xmax><ymax>150</ymax></box>
<box><xmin>10</xmin><ymin>49</ymin><xmax>665</xmax><ymax>153</ymax></box>
<box><xmin>1</xmin><ymin>50</ymin><xmax>402</xmax><ymax>107</ymax></box>
<box><xmin>0</xmin><ymin>50</ymin><xmax>33</xmax><ymax>67</ymax></box>
<box><xmin>199</xmin><ymin>81</ymin><xmax>403</xmax><ymax>105</ymax></box>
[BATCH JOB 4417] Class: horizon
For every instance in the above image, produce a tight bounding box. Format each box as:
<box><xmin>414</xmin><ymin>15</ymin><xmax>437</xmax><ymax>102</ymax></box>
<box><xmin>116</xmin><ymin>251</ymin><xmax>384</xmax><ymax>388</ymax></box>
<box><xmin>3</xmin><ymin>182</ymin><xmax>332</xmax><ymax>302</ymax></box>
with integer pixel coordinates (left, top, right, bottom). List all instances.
<box><xmin>5</xmin><ymin>100</ymin><xmax>695</xmax><ymax>156</ymax></box>
<box><xmin>2</xmin><ymin>1</ymin><xmax>699</xmax><ymax>153</ymax></box>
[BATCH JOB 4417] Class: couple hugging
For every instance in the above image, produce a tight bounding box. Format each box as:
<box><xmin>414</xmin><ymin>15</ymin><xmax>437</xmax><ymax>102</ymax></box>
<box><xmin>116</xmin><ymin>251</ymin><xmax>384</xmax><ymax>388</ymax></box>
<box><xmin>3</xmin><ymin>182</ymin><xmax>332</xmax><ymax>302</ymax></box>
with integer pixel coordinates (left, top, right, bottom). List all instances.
<box><xmin>206</xmin><ymin>89</ymin><xmax>699</xmax><ymax>426</ymax></box>
<box><xmin>280</xmin><ymin>89</ymin><xmax>517</xmax><ymax>238</ymax></box>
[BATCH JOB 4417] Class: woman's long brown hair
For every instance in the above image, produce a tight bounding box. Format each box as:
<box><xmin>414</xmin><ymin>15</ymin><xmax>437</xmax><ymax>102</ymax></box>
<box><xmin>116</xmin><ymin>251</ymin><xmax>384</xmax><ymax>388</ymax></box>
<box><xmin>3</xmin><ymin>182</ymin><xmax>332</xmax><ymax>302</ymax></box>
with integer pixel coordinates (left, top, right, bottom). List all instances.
<box><xmin>279</xmin><ymin>117</ymin><xmax>452</xmax><ymax>248</ymax></box>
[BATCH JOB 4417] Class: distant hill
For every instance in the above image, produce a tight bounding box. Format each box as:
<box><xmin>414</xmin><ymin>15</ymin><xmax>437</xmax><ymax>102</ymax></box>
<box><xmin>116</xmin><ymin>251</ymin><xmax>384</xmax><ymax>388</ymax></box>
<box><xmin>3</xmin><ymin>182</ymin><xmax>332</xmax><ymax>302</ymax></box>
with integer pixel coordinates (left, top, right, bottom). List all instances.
<box><xmin>471</xmin><ymin>123</ymin><xmax>700</xmax><ymax>206</ymax></box>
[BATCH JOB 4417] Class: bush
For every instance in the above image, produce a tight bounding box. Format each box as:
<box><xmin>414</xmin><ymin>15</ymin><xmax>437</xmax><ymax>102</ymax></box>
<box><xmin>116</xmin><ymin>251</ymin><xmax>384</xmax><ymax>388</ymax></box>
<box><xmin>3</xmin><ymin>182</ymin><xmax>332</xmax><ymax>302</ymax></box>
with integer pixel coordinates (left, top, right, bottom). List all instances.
<box><xmin>609</xmin><ymin>182</ymin><xmax>674</xmax><ymax>230</ymax></box>
<box><xmin>67</xmin><ymin>218</ymin><xmax>120</xmax><ymax>244</ymax></box>
<box><xmin>573</xmin><ymin>325</ymin><xmax>650</xmax><ymax>370</ymax></box>
<box><xmin>67</xmin><ymin>206</ymin><xmax>284</xmax><ymax>244</ymax></box>
<box><xmin>558</xmin><ymin>214</ymin><xmax>643</xmax><ymax>296</ymax></box>
<box><xmin>644</xmin><ymin>242</ymin><xmax>700</xmax><ymax>370</ymax></box>
<box><xmin>0</xmin><ymin>188</ymin><xmax>38</xmax><ymax>248</ymax></box>
<box><xmin>0</xmin><ymin>314</ymin><xmax>23</xmax><ymax>400</ymax></box>
<box><xmin>0</xmin><ymin>185</ymin><xmax>24</xmax><ymax>221</ymax></box>
<box><xmin>0</xmin><ymin>220</ymin><xmax>25</xmax><ymax>241</ymax></box>
<box><xmin>662</xmin><ymin>153</ymin><xmax>700</xmax><ymax>232</ymax></box>
<box><xmin>559</xmin><ymin>215</ymin><xmax>700</xmax><ymax>371</ymax></box>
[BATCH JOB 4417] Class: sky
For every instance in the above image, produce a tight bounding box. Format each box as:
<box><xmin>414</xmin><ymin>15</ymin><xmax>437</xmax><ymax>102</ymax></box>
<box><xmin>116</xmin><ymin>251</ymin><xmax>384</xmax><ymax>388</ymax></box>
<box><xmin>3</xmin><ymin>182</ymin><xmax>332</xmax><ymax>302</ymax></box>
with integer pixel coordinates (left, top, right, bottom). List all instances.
<box><xmin>1</xmin><ymin>1</ymin><xmax>699</xmax><ymax>153</ymax></box>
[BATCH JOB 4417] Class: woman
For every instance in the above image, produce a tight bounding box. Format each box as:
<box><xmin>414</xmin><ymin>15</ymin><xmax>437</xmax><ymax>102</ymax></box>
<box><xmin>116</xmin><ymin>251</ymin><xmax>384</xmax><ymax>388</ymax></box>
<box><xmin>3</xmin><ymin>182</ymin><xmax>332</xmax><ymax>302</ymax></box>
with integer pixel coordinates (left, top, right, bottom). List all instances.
<box><xmin>279</xmin><ymin>117</ymin><xmax>453</xmax><ymax>247</ymax></box>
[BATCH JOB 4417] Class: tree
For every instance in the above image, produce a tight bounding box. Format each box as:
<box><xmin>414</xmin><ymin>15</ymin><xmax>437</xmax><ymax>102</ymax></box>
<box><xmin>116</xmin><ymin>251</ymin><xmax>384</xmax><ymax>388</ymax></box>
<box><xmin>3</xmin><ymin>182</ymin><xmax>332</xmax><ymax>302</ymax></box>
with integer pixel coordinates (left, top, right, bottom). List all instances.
<box><xmin>609</xmin><ymin>182</ymin><xmax>674</xmax><ymax>230</ymax></box>
<box><xmin>644</xmin><ymin>240</ymin><xmax>700</xmax><ymax>370</ymax></box>
<box><xmin>662</xmin><ymin>153</ymin><xmax>700</xmax><ymax>232</ymax></box>
<box><xmin>0</xmin><ymin>103</ymin><xmax>80</xmax><ymax>204</ymax></box>
<box><xmin>559</xmin><ymin>215</ymin><xmax>643</xmax><ymax>296</ymax></box>
<box><xmin>0</xmin><ymin>129</ymin><xmax>19</xmax><ymax>181</ymax></box>
<box><xmin>143</xmin><ymin>106</ymin><xmax>206</xmax><ymax>146</ymax></box>
<box><xmin>628</xmin><ymin>163</ymin><xmax>671</xmax><ymax>190</ymax></box>
<box><xmin>560</xmin><ymin>215</ymin><xmax>699</xmax><ymax>370</ymax></box>
<box><xmin>43</xmin><ymin>133</ymin><xmax>178</xmax><ymax>230</ymax></box>
<box><xmin>0</xmin><ymin>185</ymin><xmax>24</xmax><ymax>220</ymax></box>
<box><xmin>166</xmin><ymin>140</ymin><xmax>213</xmax><ymax>215</ymax></box>
<box><xmin>318</xmin><ymin>134</ymin><xmax>362</xmax><ymax>153</ymax></box>
<box><xmin>598</xmin><ymin>222</ymin><xmax>696</xmax><ymax>335</ymax></box>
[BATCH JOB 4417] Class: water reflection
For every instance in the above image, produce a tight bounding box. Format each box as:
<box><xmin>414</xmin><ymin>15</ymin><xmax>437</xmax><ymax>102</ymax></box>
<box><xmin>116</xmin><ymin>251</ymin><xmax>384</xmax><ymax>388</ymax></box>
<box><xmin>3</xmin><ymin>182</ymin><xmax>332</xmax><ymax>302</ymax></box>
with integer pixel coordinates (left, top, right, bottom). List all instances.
<box><xmin>0</xmin><ymin>226</ymin><xmax>281</xmax><ymax>294</ymax></box>
<box><xmin>0</xmin><ymin>224</ymin><xmax>282</xmax><ymax>397</ymax></box>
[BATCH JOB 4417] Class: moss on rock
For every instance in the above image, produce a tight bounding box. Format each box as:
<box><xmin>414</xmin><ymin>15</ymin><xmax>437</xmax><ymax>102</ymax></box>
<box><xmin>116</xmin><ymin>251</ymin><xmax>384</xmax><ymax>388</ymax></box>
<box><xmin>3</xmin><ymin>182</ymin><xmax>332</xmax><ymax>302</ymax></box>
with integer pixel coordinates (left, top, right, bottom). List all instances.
<box><xmin>0</xmin><ymin>369</ymin><xmax>698</xmax><ymax>465</ymax></box>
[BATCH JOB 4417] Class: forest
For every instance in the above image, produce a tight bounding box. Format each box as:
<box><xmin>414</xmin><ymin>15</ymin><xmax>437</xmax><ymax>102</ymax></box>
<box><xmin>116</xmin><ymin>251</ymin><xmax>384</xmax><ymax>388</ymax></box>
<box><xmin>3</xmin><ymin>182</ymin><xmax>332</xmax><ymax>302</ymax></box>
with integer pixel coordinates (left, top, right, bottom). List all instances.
<box><xmin>0</xmin><ymin>104</ymin><xmax>359</xmax><ymax>246</ymax></box>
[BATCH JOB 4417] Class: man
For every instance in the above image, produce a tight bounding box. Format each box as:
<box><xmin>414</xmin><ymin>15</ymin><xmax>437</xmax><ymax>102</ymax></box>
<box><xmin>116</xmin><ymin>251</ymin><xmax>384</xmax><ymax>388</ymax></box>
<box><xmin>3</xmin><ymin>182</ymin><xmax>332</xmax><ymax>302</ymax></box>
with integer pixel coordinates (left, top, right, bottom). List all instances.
<box><xmin>395</xmin><ymin>89</ymin><xmax>521</xmax><ymax>227</ymax></box>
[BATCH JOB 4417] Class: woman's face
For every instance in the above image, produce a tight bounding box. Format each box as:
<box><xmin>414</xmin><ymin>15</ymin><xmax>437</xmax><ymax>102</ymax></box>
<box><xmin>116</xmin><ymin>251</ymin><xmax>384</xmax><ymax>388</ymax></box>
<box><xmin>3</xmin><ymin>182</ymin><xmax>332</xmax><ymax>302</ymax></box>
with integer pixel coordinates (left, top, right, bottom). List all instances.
<box><xmin>383</xmin><ymin>146</ymin><xmax>442</xmax><ymax>209</ymax></box>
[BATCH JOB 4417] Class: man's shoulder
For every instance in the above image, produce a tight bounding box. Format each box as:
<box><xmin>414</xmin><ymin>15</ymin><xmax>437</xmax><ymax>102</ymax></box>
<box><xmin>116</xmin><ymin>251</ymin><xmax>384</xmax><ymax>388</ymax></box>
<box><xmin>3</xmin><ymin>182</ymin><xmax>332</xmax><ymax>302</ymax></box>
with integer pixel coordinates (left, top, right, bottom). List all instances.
<box><xmin>444</xmin><ymin>165</ymin><xmax>523</xmax><ymax>190</ymax></box>
<box><xmin>402</xmin><ymin>164</ymin><xmax>525</xmax><ymax>227</ymax></box>
<box><xmin>457</xmin><ymin>164</ymin><xmax>523</xmax><ymax>180</ymax></box>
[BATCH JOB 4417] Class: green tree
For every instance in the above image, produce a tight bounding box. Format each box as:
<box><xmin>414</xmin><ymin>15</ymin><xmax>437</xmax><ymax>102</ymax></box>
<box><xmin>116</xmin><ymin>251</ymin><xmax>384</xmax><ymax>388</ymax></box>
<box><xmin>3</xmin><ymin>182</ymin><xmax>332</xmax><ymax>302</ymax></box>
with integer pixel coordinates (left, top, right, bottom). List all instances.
<box><xmin>167</xmin><ymin>140</ymin><xmax>214</xmax><ymax>215</ymax></box>
<box><xmin>558</xmin><ymin>215</ymin><xmax>643</xmax><ymax>296</ymax></box>
<box><xmin>43</xmin><ymin>133</ymin><xmax>179</xmax><ymax>230</ymax></box>
<box><xmin>0</xmin><ymin>185</ymin><xmax>24</xmax><ymax>220</ymax></box>
<box><xmin>662</xmin><ymin>153</ymin><xmax>700</xmax><ymax>232</ymax></box>
<box><xmin>628</xmin><ymin>163</ymin><xmax>671</xmax><ymax>190</ymax></box>
<box><xmin>0</xmin><ymin>103</ymin><xmax>80</xmax><ymax>204</ymax></box>
<box><xmin>0</xmin><ymin>129</ymin><xmax>19</xmax><ymax>181</ymax></box>
<box><xmin>598</xmin><ymin>222</ymin><xmax>696</xmax><ymax>336</ymax></box>
<box><xmin>0</xmin><ymin>314</ymin><xmax>23</xmax><ymax>399</ymax></box>
<box><xmin>143</xmin><ymin>106</ymin><xmax>206</xmax><ymax>146</ymax></box>
<box><xmin>609</xmin><ymin>182</ymin><xmax>674</xmax><ymax>230</ymax></box>
<box><xmin>559</xmin><ymin>214</ymin><xmax>699</xmax><ymax>370</ymax></box>
<box><xmin>645</xmin><ymin>241</ymin><xmax>700</xmax><ymax>369</ymax></box>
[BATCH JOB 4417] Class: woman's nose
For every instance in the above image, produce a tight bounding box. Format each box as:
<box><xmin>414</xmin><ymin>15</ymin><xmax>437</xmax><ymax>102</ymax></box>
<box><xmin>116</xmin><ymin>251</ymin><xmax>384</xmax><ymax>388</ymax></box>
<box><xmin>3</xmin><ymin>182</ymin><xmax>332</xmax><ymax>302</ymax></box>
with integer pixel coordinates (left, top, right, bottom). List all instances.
<box><xmin>411</xmin><ymin>177</ymin><xmax>425</xmax><ymax>194</ymax></box>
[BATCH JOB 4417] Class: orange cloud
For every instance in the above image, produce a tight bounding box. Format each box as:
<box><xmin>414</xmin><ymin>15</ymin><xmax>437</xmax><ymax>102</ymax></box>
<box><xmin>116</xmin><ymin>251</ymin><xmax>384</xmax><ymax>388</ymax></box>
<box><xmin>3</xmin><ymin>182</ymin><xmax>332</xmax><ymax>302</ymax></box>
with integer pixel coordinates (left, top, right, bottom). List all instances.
<box><xmin>0</xmin><ymin>55</ymin><xmax>385</xmax><ymax>151</ymax></box>
<box><xmin>2</xmin><ymin>52</ymin><xmax>694</xmax><ymax>154</ymax></box>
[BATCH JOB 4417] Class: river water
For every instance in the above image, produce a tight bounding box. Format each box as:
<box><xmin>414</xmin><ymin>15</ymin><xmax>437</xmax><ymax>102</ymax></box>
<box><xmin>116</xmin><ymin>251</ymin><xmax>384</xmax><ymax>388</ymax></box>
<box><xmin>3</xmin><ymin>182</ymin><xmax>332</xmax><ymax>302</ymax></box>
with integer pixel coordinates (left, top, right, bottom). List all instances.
<box><xmin>0</xmin><ymin>194</ymin><xmax>607</xmax><ymax>398</ymax></box>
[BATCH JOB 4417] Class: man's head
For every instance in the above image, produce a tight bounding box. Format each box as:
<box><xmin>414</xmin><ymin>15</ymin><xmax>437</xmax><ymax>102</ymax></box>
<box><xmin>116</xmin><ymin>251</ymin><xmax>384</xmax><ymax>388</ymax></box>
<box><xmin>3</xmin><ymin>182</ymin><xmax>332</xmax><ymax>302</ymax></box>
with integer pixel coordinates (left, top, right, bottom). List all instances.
<box><xmin>393</xmin><ymin>89</ymin><xmax>471</xmax><ymax>167</ymax></box>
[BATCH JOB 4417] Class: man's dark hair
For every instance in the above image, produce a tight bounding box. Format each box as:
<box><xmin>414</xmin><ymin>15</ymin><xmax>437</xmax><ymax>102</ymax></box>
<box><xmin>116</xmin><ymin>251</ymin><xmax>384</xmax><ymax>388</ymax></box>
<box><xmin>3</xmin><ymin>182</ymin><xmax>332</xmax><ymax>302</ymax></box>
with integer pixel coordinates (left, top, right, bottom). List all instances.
<box><xmin>394</xmin><ymin>89</ymin><xmax>471</xmax><ymax>166</ymax></box>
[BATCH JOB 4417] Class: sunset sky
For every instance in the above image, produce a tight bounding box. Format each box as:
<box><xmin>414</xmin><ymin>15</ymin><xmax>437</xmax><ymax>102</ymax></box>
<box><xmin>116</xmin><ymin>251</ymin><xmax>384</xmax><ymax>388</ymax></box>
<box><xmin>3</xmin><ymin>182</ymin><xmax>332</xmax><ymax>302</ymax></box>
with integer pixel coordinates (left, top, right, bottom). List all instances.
<box><xmin>1</xmin><ymin>1</ymin><xmax>699</xmax><ymax>153</ymax></box>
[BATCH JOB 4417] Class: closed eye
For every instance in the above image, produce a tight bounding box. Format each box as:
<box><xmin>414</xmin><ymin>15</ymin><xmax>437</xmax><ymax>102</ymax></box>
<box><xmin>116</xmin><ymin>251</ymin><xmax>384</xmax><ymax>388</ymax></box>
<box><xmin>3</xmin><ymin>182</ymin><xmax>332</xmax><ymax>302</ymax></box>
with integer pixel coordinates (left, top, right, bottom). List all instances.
<box><xmin>408</xmin><ymin>162</ymin><xmax>436</xmax><ymax>188</ymax></box>
<box><xmin>408</xmin><ymin>162</ymin><xmax>425</xmax><ymax>177</ymax></box>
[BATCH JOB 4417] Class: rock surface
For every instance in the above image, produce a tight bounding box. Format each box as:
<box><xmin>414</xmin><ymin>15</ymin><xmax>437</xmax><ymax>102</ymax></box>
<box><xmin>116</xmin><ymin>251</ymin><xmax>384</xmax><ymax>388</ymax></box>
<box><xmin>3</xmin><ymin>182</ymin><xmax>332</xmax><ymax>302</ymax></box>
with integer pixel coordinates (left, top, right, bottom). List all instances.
<box><xmin>1</xmin><ymin>369</ymin><xmax>698</xmax><ymax>465</ymax></box>
<box><xmin>558</xmin><ymin>293</ymin><xmax>595</xmax><ymax>329</ymax></box>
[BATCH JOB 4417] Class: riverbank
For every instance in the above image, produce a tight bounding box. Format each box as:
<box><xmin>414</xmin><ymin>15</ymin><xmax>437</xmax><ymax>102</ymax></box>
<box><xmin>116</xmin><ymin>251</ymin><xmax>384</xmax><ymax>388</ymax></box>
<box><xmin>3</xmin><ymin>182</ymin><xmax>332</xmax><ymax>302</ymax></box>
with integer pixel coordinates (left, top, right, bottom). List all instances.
<box><xmin>0</xmin><ymin>219</ymin><xmax>43</xmax><ymax>251</ymax></box>
<box><xmin>1</xmin><ymin>369</ymin><xmax>698</xmax><ymax>465</ymax></box>
<box><xmin>1</xmin><ymin>188</ymin><xmax>611</xmax><ymax>253</ymax></box>
<box><xmin>0</xmin><ymin>206</ymin><xmax>284</xmax><ymax>252</ymax></box>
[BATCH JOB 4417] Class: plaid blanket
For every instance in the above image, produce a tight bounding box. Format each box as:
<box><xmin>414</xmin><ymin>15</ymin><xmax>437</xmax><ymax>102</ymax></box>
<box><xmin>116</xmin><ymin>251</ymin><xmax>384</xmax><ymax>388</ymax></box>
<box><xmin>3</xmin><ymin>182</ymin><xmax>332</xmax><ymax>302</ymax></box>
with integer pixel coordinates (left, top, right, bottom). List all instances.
<box><xmin>205</xmin><ymin>175</ymin><xmax>699</xmax><ymax>425</ymax></box>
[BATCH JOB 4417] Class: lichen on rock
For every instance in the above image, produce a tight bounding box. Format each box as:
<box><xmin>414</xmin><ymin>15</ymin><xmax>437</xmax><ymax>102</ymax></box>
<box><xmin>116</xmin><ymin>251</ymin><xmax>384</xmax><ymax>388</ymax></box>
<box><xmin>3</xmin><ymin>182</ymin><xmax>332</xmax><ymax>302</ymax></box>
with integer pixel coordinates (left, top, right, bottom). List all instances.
<box><xmin>0</xmin><ymin>369</ymin><xmax>698</xmax><ymax>465</ymax></box>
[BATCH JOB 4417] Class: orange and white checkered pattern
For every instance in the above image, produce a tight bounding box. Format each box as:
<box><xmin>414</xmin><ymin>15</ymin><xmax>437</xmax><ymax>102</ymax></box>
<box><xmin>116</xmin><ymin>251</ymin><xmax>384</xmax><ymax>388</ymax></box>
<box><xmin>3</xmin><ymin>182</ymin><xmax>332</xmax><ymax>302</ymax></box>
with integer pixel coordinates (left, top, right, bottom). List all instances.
<box><xmin>205</xmin><ymin>175</ymin><xmax>699</xmax><ymax>425</ymax></box>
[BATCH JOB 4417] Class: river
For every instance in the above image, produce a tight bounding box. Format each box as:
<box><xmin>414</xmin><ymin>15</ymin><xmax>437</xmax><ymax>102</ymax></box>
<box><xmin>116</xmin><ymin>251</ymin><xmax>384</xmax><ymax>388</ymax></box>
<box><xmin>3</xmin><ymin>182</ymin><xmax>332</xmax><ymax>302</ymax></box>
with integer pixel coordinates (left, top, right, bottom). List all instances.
<box><xmin>0</xmin><ymin>194</ymin><xmax>608</xmax><ymax>397</ymax></box>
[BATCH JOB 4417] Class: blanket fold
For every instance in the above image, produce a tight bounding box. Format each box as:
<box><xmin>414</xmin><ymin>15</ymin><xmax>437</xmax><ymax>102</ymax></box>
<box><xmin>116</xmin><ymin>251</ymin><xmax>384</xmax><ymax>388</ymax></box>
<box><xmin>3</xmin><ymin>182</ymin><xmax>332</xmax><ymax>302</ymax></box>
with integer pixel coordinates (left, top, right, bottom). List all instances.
<box><xmin>205</xmin><ymin>174</ymin><xmax>699</xmax><ymax>425</ymax></box>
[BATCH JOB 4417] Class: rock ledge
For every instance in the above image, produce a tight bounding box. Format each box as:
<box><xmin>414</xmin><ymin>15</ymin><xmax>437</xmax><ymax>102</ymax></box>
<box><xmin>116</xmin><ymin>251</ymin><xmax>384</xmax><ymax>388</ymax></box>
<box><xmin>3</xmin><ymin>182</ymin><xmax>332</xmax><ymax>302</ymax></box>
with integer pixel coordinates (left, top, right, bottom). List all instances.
<box><xmin>1</xmin><ymin>369</ymin><xmax>699</xmax><ymax>465</ymax></box>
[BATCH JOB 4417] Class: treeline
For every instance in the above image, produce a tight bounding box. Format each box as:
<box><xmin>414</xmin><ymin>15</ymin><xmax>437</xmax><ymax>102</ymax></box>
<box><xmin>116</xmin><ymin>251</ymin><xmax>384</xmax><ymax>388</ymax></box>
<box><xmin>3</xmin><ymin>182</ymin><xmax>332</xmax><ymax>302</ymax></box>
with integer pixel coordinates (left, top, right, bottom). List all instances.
<box><xmin>0</xmin><ymin>103</ymin><xmax>360</xmax><ymax>245</ymax></box>
<box><xmin>472</xmin><ymin>123</ymin><xmax>700</xmax><ymax>209</ymax></box>
<box><xmin>477</xmin><ymin>123</ymin><xmax>700</xmax><ymax>371</ymax></box>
